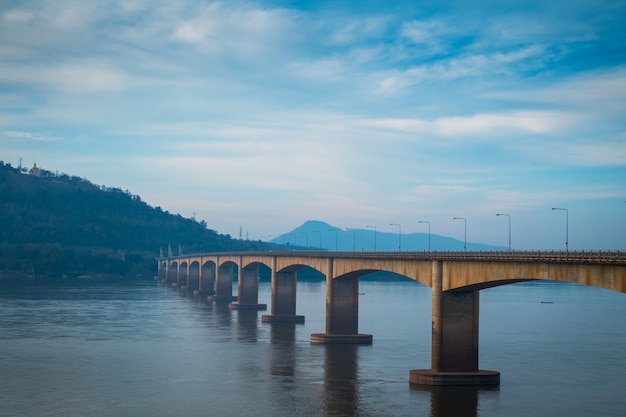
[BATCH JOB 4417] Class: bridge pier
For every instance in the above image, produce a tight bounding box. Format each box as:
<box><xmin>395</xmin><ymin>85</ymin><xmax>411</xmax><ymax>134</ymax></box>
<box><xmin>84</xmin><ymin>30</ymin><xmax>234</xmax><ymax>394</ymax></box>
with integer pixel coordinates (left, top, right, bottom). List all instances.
<box><xmin>410</xmin><ymin>260</ymin><xmax>499</xmax><ymax>386</ymax></box>
<box><xmin>229</xmin><ymin>264</ymin><xmax>267</xmax><ymax>311</ymax></box>
<box><xmin>165</xmin><ymin>262</ymin><xmax>178</xmax><ymax>286</ymax></box>
<box><xmin>262</xmin><ymin>269</ymin><xmax>304</xmax><ymax>323</ymax></box>
<box><xmin>194</xmin><ymin>262</ymin><xmax>215</xmax><ymax>298</ymax></box>
<box><xmin>207</xmin><ymin>263</ymin><xmax>237</xmax><ymax>303</ymax></box>
<box><xmin>187</xmin><ymin>262</ymin><xmax>199</xmax><ymax>292</ymax></box>
<box><xmin>311</xmin><ymin>262</ymin><xmax>372</xmax><ymax>344</ymax></box>
<box><xmin>176</xmin><ymin>262</ymin><xmax>188</xmax><ymax>289</ymax></box>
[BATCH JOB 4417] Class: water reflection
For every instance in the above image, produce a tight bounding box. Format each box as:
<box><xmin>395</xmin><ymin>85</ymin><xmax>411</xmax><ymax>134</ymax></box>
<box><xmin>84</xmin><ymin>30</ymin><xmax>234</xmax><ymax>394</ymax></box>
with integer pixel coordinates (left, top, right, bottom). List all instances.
<box><xmin>323</xmin><ymin>344</ymin><xmax>359</xmax><ymax>416</ymax></box>
<box><xmin>269</xmin><ymin>323</ymin><xmax>296</xmax><ymax>377</ymax></box>
<box><xmin>236</xmin><ymin>309</ymin><xmax>259</xmax><ymax>342</ymax></box>
<box><xmin>412</xmin><ymin>385</ymin><xmax>499</xmax><ymax>417</ymax></box>
<box><xmin>213</xmin><ymin>300</ymin><xmax>233</xmax><ymax>330</ymax></box>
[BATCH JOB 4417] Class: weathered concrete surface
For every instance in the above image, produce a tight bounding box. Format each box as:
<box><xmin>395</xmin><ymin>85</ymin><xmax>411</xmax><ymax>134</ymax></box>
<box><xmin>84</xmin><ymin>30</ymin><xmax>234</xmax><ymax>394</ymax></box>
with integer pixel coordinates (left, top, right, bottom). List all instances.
<box><xmin>413</xmin><ymin>260</ymin><xmax>499</xmax><ymax>385</ymax></box>
<box><xmin>215</xmin><ymin>263</ymin><xmax>235</xmax><ymax>299</ymax></box>
<box><xmin>409</xmin><ymin>369</ymin><xmax>500</xmax><ymax>386</ymax></box>
<box><xmin>311</xmin><ymin>333</ymin><xmax>373</xmax><ymax>344</ymax></box>
<box><xmin>262</xmin><ymin>268</ymin><xmax>304</xmax><ymax>322</ymax></box>
<box><xmin>229</xmin><ymin>264</ymin><xmax>266</xmax><ymax>310</ymax></box>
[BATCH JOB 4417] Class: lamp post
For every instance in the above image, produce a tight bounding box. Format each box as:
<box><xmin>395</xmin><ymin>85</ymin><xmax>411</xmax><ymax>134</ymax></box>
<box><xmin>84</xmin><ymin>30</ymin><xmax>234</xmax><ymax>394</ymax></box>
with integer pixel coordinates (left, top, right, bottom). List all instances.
<box><xmin>347</xmin><ymin>228</ymin><xmax>356</xmax><ymax>252</ymax></box>
<box><xmin>328</xmin><ymin>229</ymin><xmax>338</xmax><ymax>251</ymax></box>
<box><xmin>300</xmin><ymin>232</ymin><xmax>308</xmax><ymax>249</ymax></box>
<box><xmin>496</xmin><ymin>213</ymin><xmax>511</xmax><ymax>251</ymax></box>
<box><xmin>453</xmin><ymin>217</ymin><xmax>466</xmax><ymax>251</ymax></box>
<box><xmin>313</xmin><ymin>230</ymin><xmax>322</xmax><ymax>250</ymax></box>
<box><xmin>552</xmin><ymin>207</ymin><xmax>568</xmax><ymax>252</ymax></box>
<box><xmin>390</xmin><ymin>223</ymin><xmax>401</xmax><ymax>251</ymax></box>
<box><xmin>418</xmin><ymin>220</ymin><xmax>431</xmax><ymax>252</ymax></box>
<box><xmin>366</xmin><ymin>225</ymin><xmax>377</xmax><ymax>251</ymax></box>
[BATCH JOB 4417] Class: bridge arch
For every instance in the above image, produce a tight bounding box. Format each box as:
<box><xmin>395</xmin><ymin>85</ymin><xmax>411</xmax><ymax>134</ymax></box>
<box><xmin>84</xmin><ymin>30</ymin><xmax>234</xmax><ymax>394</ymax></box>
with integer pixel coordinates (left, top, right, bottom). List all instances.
<box><xmin>451</xmin><ymin>278</ymin><xmax>536</xmax><ymax>292</ymax></box>
<box><xmin>242</xmin><ymin>259</ymin><xmax>272</xmax><ymax>271</ymax></box>
<box><xmin>443</xmin><ymin>260</ymin><xmax>625</xmax><ymax>293</ymax></box>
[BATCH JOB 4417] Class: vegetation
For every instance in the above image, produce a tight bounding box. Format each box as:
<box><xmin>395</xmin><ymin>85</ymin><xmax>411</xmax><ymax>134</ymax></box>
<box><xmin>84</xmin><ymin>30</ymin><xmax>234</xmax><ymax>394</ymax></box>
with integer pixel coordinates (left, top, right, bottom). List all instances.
<box><xmin>0</xmin><ymin>161</ymin><xmax>277</xmax><ymax>280</ymax></box>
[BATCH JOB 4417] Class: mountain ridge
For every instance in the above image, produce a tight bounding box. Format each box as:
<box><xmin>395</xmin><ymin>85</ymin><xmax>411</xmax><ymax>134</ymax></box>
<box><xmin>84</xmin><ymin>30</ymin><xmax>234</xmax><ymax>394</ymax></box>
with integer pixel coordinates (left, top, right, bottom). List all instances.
<box><xmin>272</xmin><ymin>220</ymin><xmax>507</xmax><ymax>252</ymax></box>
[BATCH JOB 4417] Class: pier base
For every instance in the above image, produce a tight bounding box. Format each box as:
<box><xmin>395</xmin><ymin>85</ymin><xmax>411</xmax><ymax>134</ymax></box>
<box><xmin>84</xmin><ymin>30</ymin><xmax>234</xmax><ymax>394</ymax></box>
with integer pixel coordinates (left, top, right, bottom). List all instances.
<box><xmin>262</xmin><ymin>315</ymin><xmax>305</xmax><ymax>323</ymax></box>
<box><xmin>409</xmin><ymin>369</ymin><xmax>500</xmax><ymax>386</ymax></box>
<box><xmin>310</xmin><ymin>333</ymin><xmax>373</xmax><ymax>344</ymax></box>
<box><xmin>207</xmin><ymin>295</ymin><xmax>237</xmax><ymax>303</ymax></box>
<box><xmin>228</xmin><ymin>303</ymin><xmax>267</xmax><ymax>311</ymax></box>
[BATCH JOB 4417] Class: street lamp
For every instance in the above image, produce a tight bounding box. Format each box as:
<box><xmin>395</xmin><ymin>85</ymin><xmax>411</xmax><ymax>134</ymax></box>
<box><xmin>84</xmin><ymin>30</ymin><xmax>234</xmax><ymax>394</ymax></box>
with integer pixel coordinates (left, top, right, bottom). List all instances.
<box><xmin>390</xmin><ymin>223</ymin><xmax>401</xmax><ymax>251</ymax></box>
<box><xmin>313</xmin><ymin>230</ymin><xmax>322</xmax><ymax>250</ymax></box>
<box><xmin>347</xmin><ymin>228</ymin><xmax>356</xmax><ymax>252</ymax></box>
<box><xmin>496</xmin><ymin>213</ymin><xmax>511</xmax><ymax>251</ymax></box>
<box><xmin>418</xmin><ymin>220</ymin><xmax>430</xmax><ymax>252</ymax></box>
<box><xmin>328</xmin><ymin>229</ymin><xmax>338</xmax><ymax>251</ymax></box>
<box><xmin>453</xmin><ymin>217</ymin><xmax>466</xmax><ymax>251</ymax></box>
<box><xmin>552</xmin><ymin>207</ymin><xmax>568</xmax><ymax>252</ymax></box>
<box><xmin>366</xmin><ymin>225</ymin><xmax>377</xmax><ymax>251</ymax></box>
<box><xmin>300</xmin><ymin>232</ymin><xmax>308</xmax><ymax>249</ymax></box>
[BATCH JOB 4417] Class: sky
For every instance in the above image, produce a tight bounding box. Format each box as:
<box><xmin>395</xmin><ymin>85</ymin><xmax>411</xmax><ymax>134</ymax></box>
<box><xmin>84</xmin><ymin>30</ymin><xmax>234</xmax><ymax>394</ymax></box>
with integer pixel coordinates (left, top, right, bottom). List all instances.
<box><xmin>1</xmin><ymin>0</ymin><xmax>625</xmax><ymax>250</ymax></box>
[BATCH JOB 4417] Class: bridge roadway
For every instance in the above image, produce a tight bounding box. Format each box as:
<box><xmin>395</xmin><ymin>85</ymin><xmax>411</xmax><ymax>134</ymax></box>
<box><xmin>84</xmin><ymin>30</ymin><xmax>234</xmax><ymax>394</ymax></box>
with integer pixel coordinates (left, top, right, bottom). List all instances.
<box><xmin>156</xmin><ymin>250</ymin><xmax>626</xmax><ymax>386</ymax></box>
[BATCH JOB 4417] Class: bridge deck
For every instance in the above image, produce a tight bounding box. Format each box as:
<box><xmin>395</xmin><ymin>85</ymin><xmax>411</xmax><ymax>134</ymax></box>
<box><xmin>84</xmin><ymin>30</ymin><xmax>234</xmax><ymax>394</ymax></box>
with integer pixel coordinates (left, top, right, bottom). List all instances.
<box><xmin>163</xmin><ymin>250</ymin><xmax>626</xmax><ymax>265</ymax></box>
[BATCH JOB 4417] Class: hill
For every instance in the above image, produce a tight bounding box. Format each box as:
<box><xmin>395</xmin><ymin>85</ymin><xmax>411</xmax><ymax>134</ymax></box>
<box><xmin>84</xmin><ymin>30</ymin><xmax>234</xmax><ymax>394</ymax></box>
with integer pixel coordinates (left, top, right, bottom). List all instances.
<box><xmin>272</xmin><ymin>220</ymin><xmax>506</xmax><ymax>251</ymax></box>
<box><xmin>0</xmin><ymin>161</ymin><xmax>276</xmax><ymax>280</ymax></box>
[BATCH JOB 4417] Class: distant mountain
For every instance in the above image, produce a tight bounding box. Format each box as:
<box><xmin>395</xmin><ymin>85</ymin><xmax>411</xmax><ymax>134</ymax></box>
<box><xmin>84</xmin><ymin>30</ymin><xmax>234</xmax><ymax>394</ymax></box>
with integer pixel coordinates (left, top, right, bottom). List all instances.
<box><xmin>271</xmin><ymin>220</ymin><xmax>506</xmax><ymax>252</ymax></box>
<box><xmin>0</xmin><ymin>161</ymin><xmax>278</xmax><ymax>280</ymax></box>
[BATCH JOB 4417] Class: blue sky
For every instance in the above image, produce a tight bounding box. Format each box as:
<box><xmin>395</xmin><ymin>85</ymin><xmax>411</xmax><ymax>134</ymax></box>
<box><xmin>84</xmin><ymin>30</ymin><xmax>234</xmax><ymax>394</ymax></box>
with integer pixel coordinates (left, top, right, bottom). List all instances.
<box><xmin>1</xmin><ymin>0</ymin><xmax>625</xmax><ymax>250</ymax></box>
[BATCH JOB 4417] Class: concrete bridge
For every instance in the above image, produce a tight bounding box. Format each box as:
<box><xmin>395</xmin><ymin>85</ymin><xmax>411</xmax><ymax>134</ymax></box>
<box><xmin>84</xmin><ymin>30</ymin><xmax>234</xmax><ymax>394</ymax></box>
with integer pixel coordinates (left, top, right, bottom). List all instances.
<box><xmin>156</xmin><ymin>250</ymin><xmax>626</xmax><ymax>386</ymax></box>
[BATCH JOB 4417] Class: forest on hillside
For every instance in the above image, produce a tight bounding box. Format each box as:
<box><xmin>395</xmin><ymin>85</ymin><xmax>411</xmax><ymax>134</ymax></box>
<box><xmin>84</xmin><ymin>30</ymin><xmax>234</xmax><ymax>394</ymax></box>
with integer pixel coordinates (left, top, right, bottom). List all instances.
<box><xmin>0</xmin><ymin>161</ymin><xmax>276</xmax><ymax>280</ymax></box>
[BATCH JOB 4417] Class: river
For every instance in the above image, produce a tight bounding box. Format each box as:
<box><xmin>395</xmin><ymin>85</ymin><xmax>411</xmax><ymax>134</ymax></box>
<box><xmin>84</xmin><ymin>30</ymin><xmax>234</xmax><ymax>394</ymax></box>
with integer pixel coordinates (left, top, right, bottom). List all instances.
<box><xmin>0</xmin><ymin>276</ymin><xmax>624</xmax><ymax>416</ymax></box>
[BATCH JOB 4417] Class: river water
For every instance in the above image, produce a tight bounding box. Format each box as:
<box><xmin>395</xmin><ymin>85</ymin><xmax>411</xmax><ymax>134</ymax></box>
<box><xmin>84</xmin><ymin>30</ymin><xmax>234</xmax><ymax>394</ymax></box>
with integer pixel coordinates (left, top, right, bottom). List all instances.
<box><xmin>0</xmin><ymin>276</ymin><xmax>624</xmax><ymax>417</ymax></box>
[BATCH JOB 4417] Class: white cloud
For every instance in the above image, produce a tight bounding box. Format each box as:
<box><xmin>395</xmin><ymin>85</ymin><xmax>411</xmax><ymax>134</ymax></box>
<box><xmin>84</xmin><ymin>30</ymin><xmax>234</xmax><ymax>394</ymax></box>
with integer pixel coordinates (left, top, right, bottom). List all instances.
<box><xmin>324</xmin><ymin>16</ymin><xmax>389</xmax><ymax>46</ymax></box>
<box><xmin>363</xmin><ymin>110</ymin><xmax>572</xmax><ymax>138</ymax></box>
<box><xmin>1</xmin><ymin>131</ymin><xmax>59</xmax><ymax>141</ymax></box>
<box><xmin>0</xmin><ymin>59</ymin><xmax>152</xmax><ymax>93</ymax></box>
<box><xmin>376</xmin><ymin>44</ymin><xmax>549</xmax><ymax>92</ymax></box>
<box><xmin>2</xmin><ymin>10</ymin><xmax>34</xmax><ymax>22</ymax></box>
<box><xmin>401</xmin><ymin>19</ymin><xmax>454</xmax><ymax>55</ymax></box>
<box><xmin>170</xmin><ymin>3</ymin><xmax>297</xmax><ymax>59</ymax></box>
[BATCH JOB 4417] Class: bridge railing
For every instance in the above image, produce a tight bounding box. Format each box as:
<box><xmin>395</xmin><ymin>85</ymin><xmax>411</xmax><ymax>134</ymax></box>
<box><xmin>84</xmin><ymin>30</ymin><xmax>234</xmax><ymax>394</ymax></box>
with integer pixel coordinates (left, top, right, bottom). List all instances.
<box><xmin>160</xmin><ymin>250</ymin><xmax>626</xmax><ymax>265</ymax></box>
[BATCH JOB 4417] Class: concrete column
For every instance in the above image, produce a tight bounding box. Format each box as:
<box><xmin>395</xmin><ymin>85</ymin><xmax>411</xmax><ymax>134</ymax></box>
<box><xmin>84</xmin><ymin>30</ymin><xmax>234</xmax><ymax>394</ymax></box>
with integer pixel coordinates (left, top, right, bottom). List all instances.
<box><xmin>311</xmin><ymin>258</ymin><xmax>371</xmax><ymax>344</ymax></box>
<box><xmin>188</xmin><ymin>262</ymin><xmax>199</xmax><ymax>291</ymax></box>
<box><xmin>175</xmin><ymin>263</ymin><xmax>187</xmax><ymax>287</ymax></box>
<box><xmin>438</xmin><ymin>291</ymin><xmax>479</xmax><ymax>371</ymax></box>
<box><xmin>239</xmin><ymin>265</ymin><xmax>259</xmax><ymax>305</ymax></box>
<box><xmin>156</xmin><ymin>261</ymin><xmax>166</xmax><ymax>281</ymax></box>
<box><xmin>199</xmin><ymin>263</ymin><xmax>215</xmax><ymax>295</ymax></box>
<box><xmin>166</xmin><ymin>262</ymin><xmax>177</xmax><ymax>284</ymax></box>
<box><xmin>158</xmin><ymin>261</ymin><xmax>168</xmax><ymax>283</ymax></box>
<box><xmin>229</xmin><ymin>264</ymin><xmax>266</xmax><ymax>310</ymax></box>
<box><xmin>208</xmin><ymin>263</ymin><xmax>237</xmax><ymax>302</ymax></box>
<box><xmin>262</xmin><ymin>268</ymin><xmax>304</xmax><ymax>323</ymax></box>
<box><xmin>410</xmin><ymin>260</ymin><xmax>499</xmax><ymax>386</ymax></box>
<box><xmin>327</xmin><ymin>277</ymin><xmax>359</xmax><ymax>335</ymax></box>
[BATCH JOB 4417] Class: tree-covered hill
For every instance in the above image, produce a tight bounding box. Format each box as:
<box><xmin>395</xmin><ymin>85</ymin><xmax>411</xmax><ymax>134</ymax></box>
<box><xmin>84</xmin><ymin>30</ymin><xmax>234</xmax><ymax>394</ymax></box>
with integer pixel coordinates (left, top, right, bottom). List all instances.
<box><xmin>0</xmin><ymin>161</ymin><xmax>274</xmax><ymax>280</ymax></box>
